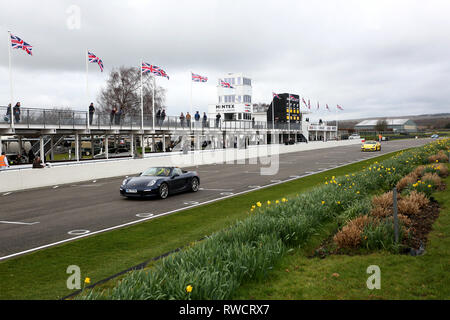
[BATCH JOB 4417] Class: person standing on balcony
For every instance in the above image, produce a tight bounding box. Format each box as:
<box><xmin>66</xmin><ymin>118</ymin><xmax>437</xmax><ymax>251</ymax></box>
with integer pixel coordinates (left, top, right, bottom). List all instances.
<box><xmin>156</xmin><ymin>109</ymin><xmax>161</xmax><ymax>126</ymax></box>
<box><xmin>186</xmin><ymin>112</ymin><xmax>191</xmax><ymax>128</ymax></box>
<box><xmin>88</xmin><ymin>102</ymin><xmax>95</xmax><ymax>125</ymax></box>
<box><xmin>13</xmin><ymin>102</ymin><xmax>21</xmax><ymax>123</ymax></box>
<box><xmin>180</xmin><ymin>112</ymin><xmax>185</xmax><ymax>127</ymax></box>
<box><xmin>202</xmin><ymin>112</ymin><xmax>207</xmax><ymax>128</ymax></box>
<box><xmin>110</xmin><ymin>106</ymin><xmax>117</xmax><ymax>124</ymax></box>
<box><xmin>215</xmin><ymin>113</ymin><xmax>221</xmax><ymax>128</ymax></box>
<box><xmin>161</xmin><ymin>109</ymin><xmax>166</xmax><ymax>124</ymax></box>
<box><xmin>194</xmin><ymin>111</ymin><xmax>200</xmax><ymax>129</ymax></box>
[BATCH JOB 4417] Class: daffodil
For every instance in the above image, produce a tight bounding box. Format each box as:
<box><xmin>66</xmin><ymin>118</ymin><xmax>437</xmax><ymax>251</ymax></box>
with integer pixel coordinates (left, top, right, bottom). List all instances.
<box><xmin>256</xmin><ymin>202</ymin><xmax>262</xmax><ymax>207</ymax></box>
<box><xmin>186</xmin><ymin>285</ymin><xmax>193</xmax><ymax>293</ymax></box>
<box><xmin>267</xmin><ymin>200</ymin><xmax>271</xmax><ymax>205</ymax></box>
<box><xmin>84</xmin><ymin>277</ymin><xmax>91</xmax><ymax>285</ymax></box>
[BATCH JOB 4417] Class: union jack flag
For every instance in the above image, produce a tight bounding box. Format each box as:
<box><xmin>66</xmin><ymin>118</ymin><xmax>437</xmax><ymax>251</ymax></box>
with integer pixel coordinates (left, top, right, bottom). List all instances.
<box><xmin>142</xmin><ymin>63</ymin><xmax>169</xmax><ymax>79</ymax></box>
<box><xmin>219</xmin><ymin>79</ymin><xmax>233</xmax><ymax>88</ymax></box>
<box><xmin>272</xmin><ymin>92</ymin><xmax>281</xmax><ymax>99</ymax></box>
<box><xmin>337</xmin><ymin>104</ymin><xmax>344</xmax><ymax>110</ymax></box>
<box><xmin>10</xmin><ymin>33</ymin><xmax>33</xmax><ymax>56</ymax></box>
<box><xmin>302</xmin><ymin>98</ymin><xmax>308</xmax><ymax>108</ymax></box>
<box><xmin>192</xmin><ymin>73</ymin><xmax>208</xmax><ymax>82</ymax></box>
<box><xmin>88</xmin><ymin>51</ymin><xmax>104</xmax><ymax>72</ymax></box>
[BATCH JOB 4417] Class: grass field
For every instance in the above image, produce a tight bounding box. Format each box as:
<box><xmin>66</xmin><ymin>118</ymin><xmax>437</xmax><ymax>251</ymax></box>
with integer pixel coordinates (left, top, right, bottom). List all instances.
<box><xmin>234</xmin><ymin>165</ymin><xmax>450</xmax><ymax>300</ymax></box>
<box><xmin>0</xmin><ymin>151</ymin><xmax>405</xmax><ymax>300</ymax></box>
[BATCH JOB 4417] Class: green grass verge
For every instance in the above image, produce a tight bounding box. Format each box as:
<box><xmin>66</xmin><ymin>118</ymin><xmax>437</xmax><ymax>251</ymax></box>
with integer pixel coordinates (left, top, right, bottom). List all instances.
<box><xmin>233</xmin><ymin>165</ymin><xmax>450</xmax><ymax>300</ymax></box>
<box><xmin>0</xmin><ymin>150</ymin><xmax>410</xmax><ymax>300</ymax></box>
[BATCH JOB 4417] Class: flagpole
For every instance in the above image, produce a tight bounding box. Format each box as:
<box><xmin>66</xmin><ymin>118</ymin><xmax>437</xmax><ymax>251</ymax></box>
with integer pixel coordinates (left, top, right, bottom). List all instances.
<box><xmin>271</xmin><ymin>94</ymin><xmax>274</xmax><ymax>131</ymax></box>
<box><xmin>152</xmin><ymin>75</ymin><xmax>155</xmax><ymax>129</ymax></box>
<box><xmin>288</xmin><ymin>94</ymin><xmax>291</xmax><ymax>140</ymax></box>
<box><xmin>190</xmin><ymin>72</ymin><xmax>193</xmax><ymax>130</ymax></box>
<box><xmin>86</xmin><ymin>49</ymin><xmax>90</xmax><ymax>129</ymax></box>
<box><xmin>140</xmin><ymin>59</ymin><xmax>144</xmax><ymax>129</ymax></box>
<box><xmin>8</xmin><ymin>31</ymin><xmax>14</xmax><ymax>129</ymax></box>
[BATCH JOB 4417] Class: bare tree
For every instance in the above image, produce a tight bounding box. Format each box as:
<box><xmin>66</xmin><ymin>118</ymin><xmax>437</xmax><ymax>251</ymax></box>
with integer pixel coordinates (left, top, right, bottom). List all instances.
<box><xmin>97</xmin><ymin>66</ymin><xmax>166</xmax><ymax>116</ymax></box>
<box><xmin>375</xmin><ymin>119</ymin><xmax>388</xmax><ymax>132</ymax></box>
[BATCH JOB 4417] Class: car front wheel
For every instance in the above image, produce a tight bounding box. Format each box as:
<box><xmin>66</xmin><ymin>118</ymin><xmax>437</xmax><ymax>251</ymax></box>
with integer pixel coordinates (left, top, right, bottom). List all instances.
<box><xmin>159</xmin><ymin>183</ymin><xmax>169</xmax><ymax>199</ymax></box>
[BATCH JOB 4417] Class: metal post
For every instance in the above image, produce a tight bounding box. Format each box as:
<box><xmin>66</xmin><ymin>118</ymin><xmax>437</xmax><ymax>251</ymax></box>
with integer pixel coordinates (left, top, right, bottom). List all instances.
<box><xmin>130</xmin><ymin>133</ymin><xmax>134</xmax><ymax>158</ymax></box>
<box><xmin>162</xmin><ymin>134</ymin><xmax>166</xmax><ymax>152</ymax></box>
<box><xmin>141</xmin><ymin>134</ymin><xmax>145</xmax><ymax>157</ymax></box>
<box><xmin>40</xmin><ymin>136</ymin><xmax>45</xmax><ymax>163</ymax></box>
<box><xmin>393</xmin><ymin>187</ymin><xmax>399</xmax><ymax>244</ymax></box>
<box><xmin>105</xmin><ymin>135</ymin><xmax>109</xmax><ymax>160</ymax></box>
<box><xmin>50</xmin><ymin>136</ymin><xmax>54</xmax><ymax>161</ymax></box>
<box><xmin>75</xmin><ymin>133</ymin><xmax>80</xmax><ymax>161</ymax></box>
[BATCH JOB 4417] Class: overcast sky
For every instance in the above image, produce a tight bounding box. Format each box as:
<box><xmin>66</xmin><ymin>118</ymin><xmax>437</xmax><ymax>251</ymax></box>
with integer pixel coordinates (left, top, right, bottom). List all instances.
<box><xmin>1</xmin><ymin>0</ymin><xmax>450</xmax><ymax>122</ymax></box>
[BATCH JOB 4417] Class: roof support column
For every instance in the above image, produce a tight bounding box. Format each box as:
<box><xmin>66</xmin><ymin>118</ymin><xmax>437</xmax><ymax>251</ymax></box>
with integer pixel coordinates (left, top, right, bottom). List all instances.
<box><xmin>40</xmin><ymin>136</ymin><xmax>45</xmax><ymax>164</ymax></box>
<box><xmin>75</xmin><ymin>133</ymin><xmax>80</xmax><ymax>161</ymax></box>
<box><xmin>130</xmin><ymin>133</ymin><xmax>134</xmax><ymax>159</ymax></box>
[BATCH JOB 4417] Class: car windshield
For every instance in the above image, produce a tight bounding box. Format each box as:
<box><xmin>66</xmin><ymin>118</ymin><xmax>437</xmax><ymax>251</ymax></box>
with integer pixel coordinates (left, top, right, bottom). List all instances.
<box><xmin>141</xmin><ymin>167</ymin><xmax>172</xmax><ymax>177</ymax></box>
<box><xmin>366</xmin><ymin>141</ymin><xmax>377</xmax><ymax>144</ymax></box>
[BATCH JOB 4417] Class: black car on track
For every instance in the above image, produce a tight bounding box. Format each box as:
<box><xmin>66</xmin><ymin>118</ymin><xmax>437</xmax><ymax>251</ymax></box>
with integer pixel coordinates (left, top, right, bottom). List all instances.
<box><xmin>120</xmin><ymin>167</ymin><xmax>200</xmax><ymax>199</ymax></box>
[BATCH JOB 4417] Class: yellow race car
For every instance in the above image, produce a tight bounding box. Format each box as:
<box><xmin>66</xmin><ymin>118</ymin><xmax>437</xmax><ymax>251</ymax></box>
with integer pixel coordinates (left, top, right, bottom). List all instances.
<box><xmin>361</xmin><ymin>140</ymin><xmax>381</xmax><ymax>152</ymax></box>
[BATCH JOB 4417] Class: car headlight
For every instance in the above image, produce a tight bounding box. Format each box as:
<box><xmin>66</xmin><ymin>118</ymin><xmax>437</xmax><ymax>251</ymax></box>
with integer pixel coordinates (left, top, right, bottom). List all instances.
<box><xmin>122</xmin><ymin>179</ymin><xmax>128</xmax><ymax>186</ymax></box>
<box><xmin>147</xmin><ymin>180</ymin><xmax>157</xmax><ymax>187</ymax></box>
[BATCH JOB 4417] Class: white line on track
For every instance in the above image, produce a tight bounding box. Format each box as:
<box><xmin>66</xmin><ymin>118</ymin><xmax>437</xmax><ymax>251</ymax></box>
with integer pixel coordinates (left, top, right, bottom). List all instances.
<box><xmin>199</xmin><ymin>188</ymin><xmax>234</xmax><ymax>191</ymax></box>
<box><xmin>0</xmin><ymin>221</ymin><xmax>39</xmax><ymax>226</ymax></box>
<box><xmin>0</xmin><ymin>149</ymin><xmax>408</xmax><ymax>262</ymax></box>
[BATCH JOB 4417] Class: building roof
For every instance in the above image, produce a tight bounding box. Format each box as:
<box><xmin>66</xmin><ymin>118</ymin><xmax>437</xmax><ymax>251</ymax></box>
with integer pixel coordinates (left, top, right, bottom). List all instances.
<box><xmin>355</xmin><ymin>119</ymin><xmax>414</xmax><ymax>127</ymax></box>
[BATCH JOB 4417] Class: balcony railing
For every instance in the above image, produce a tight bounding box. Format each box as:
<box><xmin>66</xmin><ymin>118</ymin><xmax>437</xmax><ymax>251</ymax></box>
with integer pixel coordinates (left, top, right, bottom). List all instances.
<box><xmin>0</xmin><ymin>106</ymin><xmax>305</xmax><ymax>132</ymax></box>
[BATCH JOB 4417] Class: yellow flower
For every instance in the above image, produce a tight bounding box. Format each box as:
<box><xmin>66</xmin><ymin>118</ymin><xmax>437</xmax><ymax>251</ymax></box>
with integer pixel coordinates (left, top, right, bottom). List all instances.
<box><xmin>325</xmin><ymin>182</ymin><xmax>328</xmax><ymax>185</ymax></box>
<box><xmin>186</xmin><ymin>285</ymin><xmax>193</xmax><ymax>293</ymax></box>
<box><xmin>282</xmin><ymin>198</ymin><xmax>287</xmax><ymax>203</ymax></box>
<box><xmin>267</xmin><ymin>200</ymin><xmax>271</xmax><ymax>205</ymax></box>
<box><xmin>256</xmin><ymin>202</ymin><xmax>262</xmax><ymax>207</ymax></box>
<box><xmin>251</xmin><ymin>205</ymin><xmax>256</xmax><ymax>209</ymax></box>
<box><xmin>337</xmin><ymin>201</ymin><xmax>341</xmax><ymax>205</ymax></box>
<box><xmin>275</xmin><ymin>200</ymin><xmax>280</xmax><ymax>204</ymax></box>
<box><xmin>250</xmin><ymin>208</ymin><xmax>254</xmax><ymax>212</ymax></box>
<box><xmin>428</xmin><ymin>185</ymin><xmax>432</xmax><ymax>188</ymax></box>
<box><xmin>84</xmin><ymin>277</ymin><xmax>91</xmax><ymax>285</ymax></box>
<box><xmin>356</xmin><ymin>191</ymin><xmax>360</xmax><ymax>194</ymax></box>
<box><xmin>321</xmin><ymin>201</ymin><xmax>325</xmax><ymax>205</ymax></box>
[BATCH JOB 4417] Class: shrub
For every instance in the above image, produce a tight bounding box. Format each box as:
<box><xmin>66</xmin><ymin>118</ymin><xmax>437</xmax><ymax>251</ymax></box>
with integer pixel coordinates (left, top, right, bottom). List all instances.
<box><xmin>397</xmin><ymin>197</ymin><xmax>420</xmax><ymax>216</ymax></box>
<box><xmin>428</xmin><ymin>150</ymin><xmax>449</xmax><ymax>163</ymax></box>
<box><xmin>396</xmin><ymin>173</ymin><xmax>418</xmax><ymax>191</ymax></box>
<box><xmin>422</xmin><ymin>172</ymin><xmax>442</xmax><ymax>188</ymax></box>
<box><xmin>333</xmin><ymin>216</ymin><xmax>375</xmax><ymax>249</ymax></box>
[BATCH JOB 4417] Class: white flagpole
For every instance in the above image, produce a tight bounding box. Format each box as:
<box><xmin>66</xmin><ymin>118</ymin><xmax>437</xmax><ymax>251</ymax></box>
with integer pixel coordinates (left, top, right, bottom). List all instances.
<box><xmin>152</xmin><ymin>75</ymin><xmax>155</xmax><ymax>129</ymax></box>
<box><xmin>140</xmin><ymin>59</ymin><xmax>144</xmax><ymax>129</ymax></box>
<box><xmin>190</xmin><ymin>72</ymin><xmax>193</xmax><ymax>130</ymax></box>
<box><xmin>8</xmin><ymin>31</ymin><xmax>14</xmax><ymax>129</ymax></box>
<box><xmin>86</xmin><ymin>49</ymin><xmax>90</xmax><ymax>129</ymax></box>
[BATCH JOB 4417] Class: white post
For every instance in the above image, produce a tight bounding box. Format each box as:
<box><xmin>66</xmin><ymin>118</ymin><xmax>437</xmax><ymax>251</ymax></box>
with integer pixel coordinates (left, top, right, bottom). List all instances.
<box><xmin>40</xmin><ymin>136</ymin><xmax>45</xmax><ymax>163</ymax></box>
<box><xmin>152</xmin><ymin>75</ymin><xmax>155</xmax><ymax>129</ymax></box>
<box><xmin>162</xmin><ymin>134</ymin><xmax>166</xmax><ymax>152</ymax></box>
<box><xmin>141</xmin><ymin>134</ymin><xmax>145</xmax><ymax>157</ymax></box>
<box><xmin>75</xmin><ymin>133</ymin><xmax>80</xmax><ymax>161</ymax></box>
<box><xmin>190</xmin><ymin>72</ymin><xmax>193</xmax><ymax>130</ymax></box>
<box><xmin>105</xmin><ymin>135</ymin><xmax>109</xmax><ymax>160</ymax></box>
<box><xmin>140</xmin><ymin>59</ymin><xmax>144</xmax><ymax>129</ymax></box>
<box><xmin>8</xmin><ymin>31</ymin><xmax>14</xmax><ymax>129</ymax></box>
<box><xmin>86</xmin><ymin>49</ymin><xmax>90</xmax><ymax>130</ymax></box>
<box><xmin>130</xmin><ymin>133</ymin><xmax>134</xmax><ymax>158</ymax></box>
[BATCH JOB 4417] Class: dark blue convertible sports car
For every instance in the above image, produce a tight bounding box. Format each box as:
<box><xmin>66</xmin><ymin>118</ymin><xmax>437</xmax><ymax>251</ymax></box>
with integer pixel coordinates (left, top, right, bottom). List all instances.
<box><xmin>120</xmin><ymin>167</ymin><xmax>200</xmax><ymax>199</ymax></box>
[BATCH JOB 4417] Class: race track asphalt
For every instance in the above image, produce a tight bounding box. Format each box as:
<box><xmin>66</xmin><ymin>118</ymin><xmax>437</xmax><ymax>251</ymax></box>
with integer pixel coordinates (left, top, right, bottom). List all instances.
<box><xmin>0</xmin><ymin>138</ymin><xmax>432</xmax><ymax>259</ymax></box>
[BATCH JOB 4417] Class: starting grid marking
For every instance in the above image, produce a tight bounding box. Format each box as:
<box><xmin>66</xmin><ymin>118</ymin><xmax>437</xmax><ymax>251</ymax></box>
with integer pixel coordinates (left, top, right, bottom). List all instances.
<box><xmin>0</xmin><ymin>221</ymin><xmax>40</xmax><ymax>226</ymax></box>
